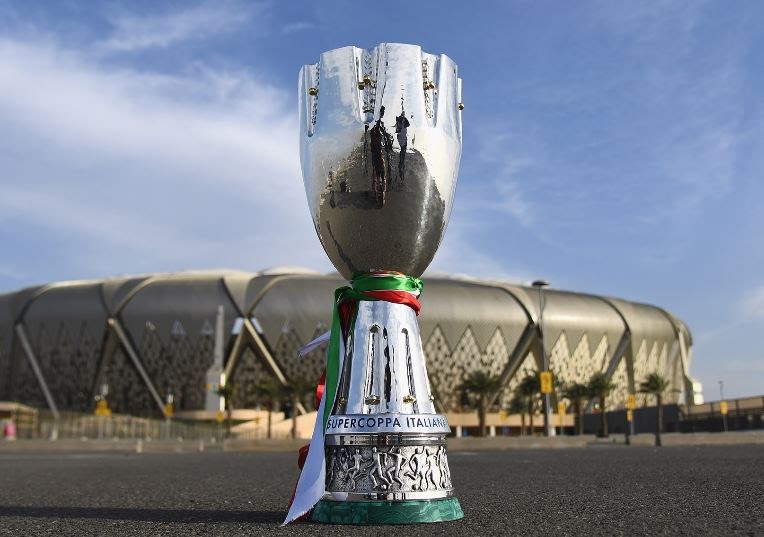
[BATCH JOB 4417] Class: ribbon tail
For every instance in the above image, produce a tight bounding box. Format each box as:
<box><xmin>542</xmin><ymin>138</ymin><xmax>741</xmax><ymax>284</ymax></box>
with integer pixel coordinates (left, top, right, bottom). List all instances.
<box><xmin>282</xmin><ymin>390</ymin><xmax>327</xmax><ymax>525</ymax></box>
<box><xmin>283</xmin><ymin>326</ymin><xmax>346</xmax><ymax>525</ymax></box>
<box><xmin>298</xmin><ymin>330</ymin><xmax>330</xmax><ymax>357</ymax></box>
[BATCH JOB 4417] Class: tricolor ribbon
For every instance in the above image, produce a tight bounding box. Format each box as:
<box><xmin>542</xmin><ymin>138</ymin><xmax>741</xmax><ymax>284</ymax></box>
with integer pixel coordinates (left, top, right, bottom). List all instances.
<box><xmin>283</xmin><ymin>272</ymin><xmax>423</xmax><ymax>525</ymax></box>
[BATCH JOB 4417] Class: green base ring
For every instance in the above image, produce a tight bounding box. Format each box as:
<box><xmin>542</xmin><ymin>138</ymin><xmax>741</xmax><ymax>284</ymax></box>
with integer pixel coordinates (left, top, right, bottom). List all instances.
<box><xmin>311</xmin><ymin>498</ymin><xmax>464</xmax><ymax>525</ymax></box>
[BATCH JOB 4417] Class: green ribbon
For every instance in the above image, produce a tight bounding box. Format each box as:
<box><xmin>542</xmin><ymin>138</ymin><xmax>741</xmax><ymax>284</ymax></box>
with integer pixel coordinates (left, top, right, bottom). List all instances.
<box><xmin>322</xmin><ymin>273</ymin><xmax>423</xmax><ymax>428</ymax></box>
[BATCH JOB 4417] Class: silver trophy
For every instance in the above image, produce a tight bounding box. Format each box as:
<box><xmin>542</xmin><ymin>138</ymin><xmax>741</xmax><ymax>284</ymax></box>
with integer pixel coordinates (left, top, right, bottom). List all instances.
<box><xmin>299</xmin><ymin>43</ymin><xmax>463</xmax><ymax>524</ymax></box>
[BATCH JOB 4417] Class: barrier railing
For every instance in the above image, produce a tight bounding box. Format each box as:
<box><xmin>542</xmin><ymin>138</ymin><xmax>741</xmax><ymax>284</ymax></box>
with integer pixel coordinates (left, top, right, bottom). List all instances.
<box><xmin>13</xmin><ymin>410</ymin><xmax>260</xmax><ymax>443</ymax></box>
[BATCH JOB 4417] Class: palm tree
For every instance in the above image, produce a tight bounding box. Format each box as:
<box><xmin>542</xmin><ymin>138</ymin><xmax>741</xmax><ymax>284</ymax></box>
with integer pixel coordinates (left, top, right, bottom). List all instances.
<box><xmin>256</xmin><ymin>377</ymin><xmax>287</xmax><ymax>439</ymax></box>
<box><xmin>562</xmin><ymin>382</ymin><xmax>589</xmax><ymax>435</ymax></box>
<box><xmin>508</xmin><ymin>394</ymin><xmax>530</xmax><ymax>436</ymax></box>
<box><xmin>639</xmin><ymin>372</ymin><xmax>671</xmax><ymax>447</ymax></box>
<box><xmin>517</xmin><ymin>372</ymin><xmax>540</xmax><ymax>435</ymax></box>
<box><xmin>460</xmin><ymin>371</ymin><xmax>502</xmax><ymax>437</ymax></box>
<box><xmin>588</xmin><ymin>372</ymin><xmax>616</xmax><ymax>437</ymax></box>
<box><xmin>216</xmin><ymin>383</ymin><xmax>236</xmax><ymax>438</ymax></box>
<box><xmin>285</xmin><ymin>377</ymin><xmax>316</xmax><ymax>439</ymax></box>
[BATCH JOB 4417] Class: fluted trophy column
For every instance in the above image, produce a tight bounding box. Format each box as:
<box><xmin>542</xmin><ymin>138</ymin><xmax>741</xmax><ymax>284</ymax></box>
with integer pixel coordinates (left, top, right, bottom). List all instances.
<box><xmin>290</xmin><ymin>43</ymin><xmax>464</xmax><ymax>525</ymax></box>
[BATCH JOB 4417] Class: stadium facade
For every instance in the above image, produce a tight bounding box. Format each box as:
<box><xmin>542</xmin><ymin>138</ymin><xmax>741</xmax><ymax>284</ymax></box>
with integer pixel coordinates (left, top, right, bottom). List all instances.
<box><xmin>0</xmin><ymin>269</ymin><xmax>701</xmax><ymax>418</ymax></box>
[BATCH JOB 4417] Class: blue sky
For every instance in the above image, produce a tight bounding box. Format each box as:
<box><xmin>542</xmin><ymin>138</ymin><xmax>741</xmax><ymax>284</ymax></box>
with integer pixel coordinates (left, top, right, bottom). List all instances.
<box><xmin>1</xmin><ymin>1</ymin><xmax>762</xmax><ymax>398</ymax></box>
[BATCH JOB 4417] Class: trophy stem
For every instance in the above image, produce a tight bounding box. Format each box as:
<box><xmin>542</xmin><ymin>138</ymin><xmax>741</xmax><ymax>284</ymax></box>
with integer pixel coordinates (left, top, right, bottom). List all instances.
<box><xmin>313</xmin><ymin>298</ymin><xmax>463</xmax><ymax>524</ymax></box>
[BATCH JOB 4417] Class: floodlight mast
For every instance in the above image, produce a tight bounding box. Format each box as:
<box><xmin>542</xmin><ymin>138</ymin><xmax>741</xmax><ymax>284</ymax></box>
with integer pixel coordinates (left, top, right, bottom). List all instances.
<box><xmin>532</xmin><ymin>280</ymin><xmax>552</xmax><ymax>437</ymax></box>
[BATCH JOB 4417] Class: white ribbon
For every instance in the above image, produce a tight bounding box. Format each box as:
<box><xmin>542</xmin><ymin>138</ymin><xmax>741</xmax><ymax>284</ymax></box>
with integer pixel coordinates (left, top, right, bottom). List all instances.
<box><xmin>298</xmin><ymin>330</ymin><xmax>330</xmax><ymax>357</ymax></box>
<box><xmin>282</xmin><ymin>335</ymin><xmax>345</xmax><ymax>525</ymax></box>
<box><xmin>282</xmin><ymin>389</ymin><xmax>327</xmax><ymax>525</ymax></box>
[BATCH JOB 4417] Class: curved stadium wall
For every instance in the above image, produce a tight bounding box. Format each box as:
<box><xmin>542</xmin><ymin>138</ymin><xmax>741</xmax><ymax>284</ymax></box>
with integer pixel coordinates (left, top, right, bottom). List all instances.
<box><xmin>0</xmin><ymin>270</ymin><xmax>695</xmax><ymax>417</ymax></box>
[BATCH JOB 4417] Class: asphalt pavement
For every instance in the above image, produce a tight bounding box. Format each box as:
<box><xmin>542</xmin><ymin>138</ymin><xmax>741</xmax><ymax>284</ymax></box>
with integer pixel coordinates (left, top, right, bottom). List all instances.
<box><xmin>0</xmin><ymin>444</ymin><xmax>761</xmax><ymax>536</ymax></box>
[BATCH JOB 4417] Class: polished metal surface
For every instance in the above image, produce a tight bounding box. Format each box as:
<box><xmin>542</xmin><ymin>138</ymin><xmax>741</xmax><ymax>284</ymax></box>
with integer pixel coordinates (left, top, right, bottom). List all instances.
<box><xmin>325</xmin><ymin>433</ymin><xmax>447</xmax><ymax>447</ymax></box>
<box><xmin>332</xmin><ymin>490</ymin><xmax>453</xmax><ymax>502</ymax></box>
<box><xmin>299</xmin><ymin>42</ymin><xmax>464</xmax><ymax>505</ymax></box>
<box><xmin>333</xmin><ymin>300</ymin><xmax>437</xmax><ymax>415</ymax></box>
<box><xmin>299</xmin><ymin>43</ymin><xmax>463</xmax><ymax>279</ymax></box>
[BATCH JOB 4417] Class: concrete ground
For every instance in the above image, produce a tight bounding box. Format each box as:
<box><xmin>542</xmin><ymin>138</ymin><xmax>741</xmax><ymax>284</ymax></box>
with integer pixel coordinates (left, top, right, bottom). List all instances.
<box><xmin>0</xmin><ymin>444</ymin><xmax>761</xmax><ymax>536</ymax></box>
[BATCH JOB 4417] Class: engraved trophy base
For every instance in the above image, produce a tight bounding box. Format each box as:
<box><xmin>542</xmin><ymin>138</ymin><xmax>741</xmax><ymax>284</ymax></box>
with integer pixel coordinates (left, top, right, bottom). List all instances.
<box><xmin>313</xmin><ymin>298</ymin><xmax>463</xmax><ymax>524</ymax></box>
<box><xmin>313</xmin><ymin>430</ymin><xmax>464</xmax><ymax>524</ymax></box>
<box><xmin>312</xmin><ymin>497</ymin><xmax>463</xmax><ymax>525</ymax></box>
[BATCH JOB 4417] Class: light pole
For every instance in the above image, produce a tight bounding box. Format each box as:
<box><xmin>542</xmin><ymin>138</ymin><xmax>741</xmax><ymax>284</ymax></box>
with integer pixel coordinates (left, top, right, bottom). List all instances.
<box><xmin>533</xmin><ymin>279</ymin><xmax>552</xmax><ymax>437</ymax></box>
<box><xmin>164</xmin><ymin>390</ymin><xmax>174</xmax><ymax>440</ymax></box>
<box><xmin>719</xmin><ymin>380</ymin><xmax>728</xmax><ymax>432</ymax></box>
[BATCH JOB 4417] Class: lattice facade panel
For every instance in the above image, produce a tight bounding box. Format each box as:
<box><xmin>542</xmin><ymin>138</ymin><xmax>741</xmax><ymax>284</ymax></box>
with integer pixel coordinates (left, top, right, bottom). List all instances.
<box><xmin>424</xmin><ymin>325</ymin><xmax>458</xmax><ymax>410</ymax></box>
<box><xmin>631</xmin><ymin>340</ymin><xmax>648</xmax><ymax>407</ymax></box>
<box><xmin>138</xmin><ymin>323</ymin><xmax>172</xmax><ymax>405</ymax></box>
<box><xmin>556</xmin><ymin>332</ymin><xmax>607</xmax><ymax>386</ymax></box>
<box><xmin>231</xmin><ymin>347</ymin><xmax>273</xmax><ymax>409</ymax></box>
<box><xmin>74</xmin><ymin>322</ymin><xmax>101</xmax><ymax>409</ymax></box>
<box><xmin>102</xmin><ymin>347</ymin><xmax>155</xmax><ymax>416</ymax></box>
<box><xmin>132</xmin><ymin>319</ymin><xmax>216</xmax><ymax>411</ymax></box>
<box><xmin>452</xmin><ymin>328</ymin><xmax>504</xmax><ymax>378</ymax></box>
<box><xmin>658</xmin><ymin>343</ymin><xmax>669</xmax><ymax>379</ymax></box>
<box><xmin>634</xmin><ymin>339</ymin><xmax>673</xmax><ymax>406</ymax></box>
<box><xmin>548</xmin><ymin>332</ymin><xmax>570</xmax><ymax>382</ymax></box>
<box><xmin>21</xmin><ymin>322</ymin><xmax>100</xmax><ymax>412</ymax></box>
<box><xmin>302</xmin><ymin>323</ymin><xmax>330</xmax><ymax>381</ymax></box>
<box><xmin>591</xmin><ymin>335</ymin><xmax>609</xmax><ymax>372</ymax></box>
<box><xmin>667</xmin><ymin>348</ymin><xmax>683</xmax><ymax>405</ymax></box>
<box><xmin>167</xmin><ymin>332</ymin><xmax>197</xmax><ymax>409</ymax></box>
<box><xmin>483</xmin><ymin>329</ymin><xmax>511</xmax><ymax>378</ymax></box>
<box><xmin>50</xmin><ymin>322</ymin><xmax>98</xmax><ymax>411</ymax></box>
<box><xmin>187</xmin><ymin>334</ymin><xmax>215</xmax><ymax>410</ymax></box>
<box><xmin>608</xmin><ymin>358</ymin><xmax>629</xmax><ymax>409</ymax></box>
<box><xmin>8</xmin><ymin>343</ymin><xmax>45</xmax><ymax>407</ymax></box>
<box><xmin>504</xmin><ymin>352</ymin><xmax>539</xmax><ymax>397</ymax></box>
<box><xmin>424</xmin><ymin>325</ymin><xmax>511</xmax><ymax>411</ymax></box>
<box><xmin>646</xmin><ymin>341</ymin><xmax>661</xmax><ymax>378</ymax></box>
<box><xmin>271</xmin><ymin>325</ymin><xmax>326</xmax><ymax>385</ymax></box>
<box><xmin>0</xmin><ymin>332</ymin><xmax>9</xmax><ymax>399</ymax></box>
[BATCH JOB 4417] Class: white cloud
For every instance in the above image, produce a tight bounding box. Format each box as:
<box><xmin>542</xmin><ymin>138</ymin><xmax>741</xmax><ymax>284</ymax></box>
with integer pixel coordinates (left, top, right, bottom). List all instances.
<box><xmin>741</xmin><ymin>286</ymin><xmax>764</xmax><ymax>318</ymax></box>
<box><xmin>492</xmin><ymin>178</ymin><xmax>534</xmax><ymax>227</ymax></box>
<box><xmin>0</xmin><ymin>36</ymin><xmax>329</xmax><ymax>284</ymax></box>
<box><xmin>589</xmin><ymin>0</ymin><xmax>707</xmax><ymax>49</ymax></box>
<box><xmin>281</xmin><ymin>21</ymin><xmax>315</xmax><ymax>34</ymax></box>
<box><xmin>429</xmin><ymin>243</ymin><xmax>528</xmax><ymax>284</ymax></box>
<box><xmin>98</xmin><ymin>1</ymin><xmax>261</xmax><ymax>52</ymax></box>
<box><xmin>585</xmin><ymin>2</ymin><xmax>746</xmax><ymax>230</ymax></box>
<box><xmin>473</xmin><ymin>129</ymin><xmax>536</xmax><ymax>227</ymax></box>
<box><xmin>429</xmin><ymin>217</ymin><xmax>534</xmax><ymax>285</ymax></box>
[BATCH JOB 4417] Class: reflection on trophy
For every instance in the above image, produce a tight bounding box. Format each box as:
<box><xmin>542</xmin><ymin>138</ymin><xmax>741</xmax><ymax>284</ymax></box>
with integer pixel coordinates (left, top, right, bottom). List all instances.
<box><xmin>285</xmin><ymin>43</ymin><xmax>464</xmax><ymax>525</ymax></box>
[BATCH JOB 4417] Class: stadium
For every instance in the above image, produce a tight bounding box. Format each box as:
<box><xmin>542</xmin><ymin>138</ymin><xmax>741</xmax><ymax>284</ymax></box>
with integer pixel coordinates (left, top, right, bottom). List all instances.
<box><xmin>0</xmin><ymin>268</ymin><xmax>700</xmax><ymax>423</ymax></box>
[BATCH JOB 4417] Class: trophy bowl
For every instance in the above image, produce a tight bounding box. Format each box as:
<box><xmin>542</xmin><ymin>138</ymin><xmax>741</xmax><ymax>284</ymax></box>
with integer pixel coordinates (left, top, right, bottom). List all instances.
<box><xmin>299</xmin><ymin>43</ymin><xmax>463</xmax><ymax>280</ymax></box>
<box><xmin>287</xmin><ymin>43</ymin><xmax>464</xmax><ymax>526</ymax></box>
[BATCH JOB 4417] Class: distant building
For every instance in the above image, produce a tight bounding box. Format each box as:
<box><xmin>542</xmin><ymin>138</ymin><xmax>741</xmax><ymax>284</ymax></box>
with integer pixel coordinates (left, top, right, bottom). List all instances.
<box><xmin>0</xmin><ymin>269</ymin><xmax>700</xmax><ymax>417</ymax></box>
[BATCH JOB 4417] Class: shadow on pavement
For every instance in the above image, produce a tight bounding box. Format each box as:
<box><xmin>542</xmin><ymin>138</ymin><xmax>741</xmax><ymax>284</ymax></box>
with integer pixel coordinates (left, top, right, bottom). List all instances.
<box><xmin>0</xmin><ymin>506</ymin><xmax>284</xmax><ymax>524</ymax></box>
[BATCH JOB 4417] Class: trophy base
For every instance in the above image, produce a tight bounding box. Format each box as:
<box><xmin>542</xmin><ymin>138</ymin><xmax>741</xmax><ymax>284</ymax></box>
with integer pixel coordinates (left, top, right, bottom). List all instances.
<box><xmin>311</xmin><ymin>498</ymin><xmax>463</xmax><ymax>525</ymax></box>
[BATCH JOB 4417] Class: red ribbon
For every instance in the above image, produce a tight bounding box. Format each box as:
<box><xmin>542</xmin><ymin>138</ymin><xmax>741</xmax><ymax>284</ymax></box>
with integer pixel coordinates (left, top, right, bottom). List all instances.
<box><xmin>361</xmin><ymin>290</ymin><xmax>421</xmax><ymax>315</ymax></box>
<box><xmin>314</xmin><ymin>370</ymin><xmax>325</xmax><ymax>410</ymax></box>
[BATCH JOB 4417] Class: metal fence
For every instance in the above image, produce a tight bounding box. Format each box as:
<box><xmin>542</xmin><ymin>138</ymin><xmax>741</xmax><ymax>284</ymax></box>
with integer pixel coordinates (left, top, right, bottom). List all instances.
<box><xmin>680</xmin><ymin>396</ymin><xmax>764</xmax><ymax>433</ymax></box>
<box><xmin>14</xmin><ymin>410</ymin><xmax>244</xmax><ymax>442</ymax></box>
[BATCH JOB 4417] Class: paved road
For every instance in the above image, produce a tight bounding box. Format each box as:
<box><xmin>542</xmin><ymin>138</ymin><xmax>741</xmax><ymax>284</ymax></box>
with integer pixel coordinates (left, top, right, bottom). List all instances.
<box><xmin>0</xmin><ymin>445</ymin><xmax>761</xmax><ymax>536</ymax></box>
